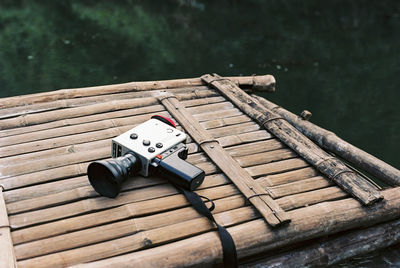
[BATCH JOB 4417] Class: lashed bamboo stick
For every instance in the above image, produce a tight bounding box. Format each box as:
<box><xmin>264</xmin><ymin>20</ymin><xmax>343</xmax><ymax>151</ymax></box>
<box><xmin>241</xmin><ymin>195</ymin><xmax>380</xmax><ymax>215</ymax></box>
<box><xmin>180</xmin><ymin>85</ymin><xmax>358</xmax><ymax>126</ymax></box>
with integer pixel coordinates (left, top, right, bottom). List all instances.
<box><xmin>0</xmin><ymin>113</ymin><xmax>251</xmax><ymax>166</ymax></box>
<box><xmin>70</xmin><ymin>187</ymin><xmax>400</xmax><ymax>268</ymax></box>
<box><xmin>245</xmin><ymin>218</ymin><xmax>400</xmax><ymax>268</ymax></box>
<box><xmin>265</xmin><ymin>176</ymin><xmax>332</xmax><ymax>198</ymax></box>
<box><xmin>8</xmin><ymin>149</ymin><xmax>305</xmax><ymax>226</ymax></box>
<box><xmin>252</xmin><ymin>94</ymin><xmax>400</xmax><ymax>186</ymax></box>
<box><xmin>17</xmin><ymin>206</ymin><xmax>258</xmax><ymax>267</ymax></box>
<box><xmin>0</xmin><ymin>130</ymin><xmax>272</xmax><ymax>190</ymax></box>
<box><xmin>202</xmin><ymin>74</ymin><xmax>383</xmax><ymax>206</ymax></box>
<box><xmin>11</xmin><ymin>182</ymin><xmax>344</xmax><ymax>248</ymax></box>
<box><xmin>0</xmin><ymin>86</ymin><xmax>214</xmax><ymax>120</ymax></box>
<box><xmin>0</xmin><ymin>91</ymin><xmax>225</xmax><ymax>138</ymax></box>
<box><xmin>9</xmin><ymin>183</ymin><xmax>240</xmax><ymax>229</ymax></box>
<box><xmin>0</xmin><ymin>109</ymin><xmax>249</xmax><ymax>149</ymax></box>
<box><xmin>7</xmin><ymin>148</ymin><xmax>299</xmax><ymax>215</ymax></box>
<box><xmin>158</xmin><ymin>92</ymin><xmax>289</xmax><ymax>226</ymax></box>
<box><xmin>0</xmin><ymin>110</ymin><xmax>240</xmax><ymax>159</ymax></box>
<box><xmin>3</xmin><ymin>138</ymin><xmax>280</xmax><ymax>204</ymax></box>
<box><xmin>0</xmin><ymin>187</ymin><xmax>17</xmax><ymax>268</ymax></box>
<box><xmin>14</xmin><ymin>195</ymin><xmax>247</xmax><ymax>260</ymax></box>
<box><xmin>258</xmin><ymin>167</ymin><xmax>320</xmax><ymax>187</ymax></box>
<box><xmin>0</xmin><ymin>74</ymin><xmax>275</xmax><ymax>109</ymax></box>
<box><xmin>0</xmin><ymin>92</ymin><xmax>231</xmax><ymax>131</ymax></box>
<box><xmin>14</xmin><ymin>183</ymin><xmax>344</xmax><ymax>263</ymax></box>
<box><xmin>0</xmin><ymin>120</ymin><xmax>259</xmax><ymax>178</ymax></box>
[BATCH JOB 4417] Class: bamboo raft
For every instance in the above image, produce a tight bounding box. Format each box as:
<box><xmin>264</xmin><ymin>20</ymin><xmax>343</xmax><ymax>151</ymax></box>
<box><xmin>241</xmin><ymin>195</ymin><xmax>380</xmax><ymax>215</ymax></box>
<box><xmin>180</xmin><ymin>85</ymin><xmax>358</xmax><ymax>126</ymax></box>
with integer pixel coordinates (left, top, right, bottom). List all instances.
<box><xmin>0</xmin><ymin>74</ymin><xmax>399</xmax><ymax>267</ymax></box>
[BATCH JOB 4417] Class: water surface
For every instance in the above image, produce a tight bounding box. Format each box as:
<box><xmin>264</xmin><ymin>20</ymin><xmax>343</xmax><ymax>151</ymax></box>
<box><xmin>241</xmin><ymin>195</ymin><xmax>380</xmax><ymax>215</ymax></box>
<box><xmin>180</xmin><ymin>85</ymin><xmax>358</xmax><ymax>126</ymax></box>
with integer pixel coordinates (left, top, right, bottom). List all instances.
<box><xmin>0</xmin><ymin>1</ymin><xmax>399</xmax><ymax>266</ymax></box>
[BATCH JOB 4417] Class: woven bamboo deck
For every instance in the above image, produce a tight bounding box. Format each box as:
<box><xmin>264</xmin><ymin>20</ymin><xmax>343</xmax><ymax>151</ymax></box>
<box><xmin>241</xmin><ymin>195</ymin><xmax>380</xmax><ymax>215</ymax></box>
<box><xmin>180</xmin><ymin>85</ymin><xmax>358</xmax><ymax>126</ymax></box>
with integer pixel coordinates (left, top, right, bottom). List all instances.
<box><xmin>0</xmin><ymin>74</ymin><xmax>399</xmax><ymax>268</ymax></box>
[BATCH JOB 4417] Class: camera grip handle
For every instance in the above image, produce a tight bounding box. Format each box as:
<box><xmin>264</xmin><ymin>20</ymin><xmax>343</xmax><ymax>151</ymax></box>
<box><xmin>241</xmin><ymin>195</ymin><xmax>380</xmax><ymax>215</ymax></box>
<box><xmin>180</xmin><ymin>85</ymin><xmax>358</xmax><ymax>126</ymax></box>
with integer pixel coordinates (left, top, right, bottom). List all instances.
<box><xmin>157</xmin><ymin>153</ymin><xmax>205</xmax><ymax>191</ymax></box>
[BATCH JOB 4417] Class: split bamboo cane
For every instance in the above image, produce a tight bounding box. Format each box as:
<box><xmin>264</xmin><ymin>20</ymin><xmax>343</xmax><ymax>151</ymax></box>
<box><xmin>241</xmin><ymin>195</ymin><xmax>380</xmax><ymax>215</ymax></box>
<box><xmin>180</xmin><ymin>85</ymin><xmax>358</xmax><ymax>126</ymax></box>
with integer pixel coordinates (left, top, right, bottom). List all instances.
<box><xmin>0</xmin><ymin>74</ymin><xmax>275</xmax><ymax>109</ymax></box>
<box><xmin>252</xmin><ymin>95</ymin><xmax>400</xmax><ymax>186</ymax></box>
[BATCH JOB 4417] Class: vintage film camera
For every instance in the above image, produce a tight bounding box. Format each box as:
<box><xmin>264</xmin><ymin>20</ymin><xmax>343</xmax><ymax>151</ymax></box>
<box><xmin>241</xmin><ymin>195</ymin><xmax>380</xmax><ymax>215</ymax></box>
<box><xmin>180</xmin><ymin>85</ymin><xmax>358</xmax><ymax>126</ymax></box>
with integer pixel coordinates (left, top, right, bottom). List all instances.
<box><xmin>87</xmin><ymin>115</ymin><xmax>205</xmax><ymax>198</ymax></box>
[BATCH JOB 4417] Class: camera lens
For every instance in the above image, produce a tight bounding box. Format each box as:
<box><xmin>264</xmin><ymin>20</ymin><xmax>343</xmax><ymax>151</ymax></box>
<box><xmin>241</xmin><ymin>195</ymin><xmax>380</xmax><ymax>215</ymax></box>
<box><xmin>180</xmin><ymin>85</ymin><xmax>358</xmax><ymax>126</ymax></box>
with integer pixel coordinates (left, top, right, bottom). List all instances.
<box><xmin>87</xmin><ymin>153</ymin><xmax>141</xmax><ymax>198</ymax></box>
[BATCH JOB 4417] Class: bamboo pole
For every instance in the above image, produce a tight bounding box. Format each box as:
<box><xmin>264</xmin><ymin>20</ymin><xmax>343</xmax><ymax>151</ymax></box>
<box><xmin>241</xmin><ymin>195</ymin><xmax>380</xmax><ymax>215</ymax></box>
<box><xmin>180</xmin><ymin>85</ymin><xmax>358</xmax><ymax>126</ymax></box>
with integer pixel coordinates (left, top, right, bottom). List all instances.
<box><xmin>2</xmin><ymin>138</ymin><xmax>282</xmax><ymax>204</ymax></box>
<box><xmin>244</xmin><ymin>219</ymin><xmax>400</xmax><ymax>267</ymax></box>
<box><xmin>3</xmin><ymin>138</ymin><xmax>280</xmax><ymax>203</ymax></box>
<box><xmin>0</xmin><ymin>120</ymin><xmax>259</xmax><ymax>178</ymax></box>
<box><xmin>157</xmin><ymin>92</ymin><xmax>289</xmax><ymax>226</ymax></box>
<box><xmin>12</xmin><ymin>183</ymin><xmax>347</xmax><ymax>250</ymax></box>
<box><xmin>14</xmin><ymin>184</ymin><xmax>345</xmax><ymax>264</ymax></box>
<box><xmin>6</xmin><ymin>148</ymin><xmax>300</xmax><ymax>215</ymax></box>
<box><xmin>0</xmin><ymin>187</ymin><xmax>17</xmax><ymax>267</ymax></box>
<box><xmin>0</xmin><ymin>74</ymin><xmax>275</xmax><ymax>109</ymax></box>
<box><xmin>202</xmin><ymin>74</ymin><xmax>383</xmax><ymax>206</ymax></box>
<box><xmin>0</xmin><ymin>86</ymin><xmax>214</xmax><ymax>120</ymax></box>
<box><xmin>252</xmin><ymin>95</ymin><xmax>400</xmax><ymax>186</ymax></box>
<box><xmin>0</xmin><ymin>103</ymin><xmax>243</xmax><ymax>158</ymax></box>
<box><xmin>0</xmin><ymin>108</ymin><xmax>249</xmax><ymax>149</ymax></box>
<box><xmin>258</xmin><ymin>167</ymin><xmax>320</xmax><ymax>187</ymax></box>
<box><xmin>0</xmin><ymin>91</ymin><xmax>224</xmax><ymax>138</ymax></box>
<box><xmin>14</xmin><ymin>195</ymin><xmax>248</xmax><ymax>261</ymax></box>
<box><xmin>0</xmin><ymin>92</ymin><xmax>230</xmax><ymax>131</ymax></box>
<box><xmin>8</xmin><ymin>150</ymin><xmax>305</xmax><ymax>227</ymax></box>
<box><xmin>0</xmin><ymin>113</ymin><xmax>250</xmax><ymax>166</ymax></box>
<box><xmin>70</xmin><ymin>187</ymin><xmax>400</xmax><ymax>268</ymax></box>
<box><xmin>0</xmin><ymin>130</ymin><xmax>272</xmax><ymax>190</ymax></box>
<box><xmin>12</xmin><ymin>171</ymin><xmax>335</xmax><ymax>260</ymax></box>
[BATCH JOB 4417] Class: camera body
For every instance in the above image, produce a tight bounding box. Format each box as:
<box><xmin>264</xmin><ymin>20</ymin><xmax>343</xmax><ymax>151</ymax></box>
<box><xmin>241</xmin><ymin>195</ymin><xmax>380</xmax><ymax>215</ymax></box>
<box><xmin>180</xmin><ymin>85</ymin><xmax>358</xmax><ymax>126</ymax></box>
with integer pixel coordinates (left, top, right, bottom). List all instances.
<box><xmin>112</xmin><ymin>118</ymin><xmax>187</xmax><ymax>176</ymax></box>
<box><xmin>88</xmin><ymin>116</ymin><xmax>205</xmax><ymax>198</ymax></box>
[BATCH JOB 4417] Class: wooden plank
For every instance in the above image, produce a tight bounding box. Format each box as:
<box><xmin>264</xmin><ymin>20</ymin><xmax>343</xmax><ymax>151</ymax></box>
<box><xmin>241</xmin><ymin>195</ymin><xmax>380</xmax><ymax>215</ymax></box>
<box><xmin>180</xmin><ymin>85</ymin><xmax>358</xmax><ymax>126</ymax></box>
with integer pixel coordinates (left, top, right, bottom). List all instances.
<box><xmin>202</xmin><ymin>74</ymin><xmax>383</xmax><ymax>206</ymax></box>
<box><xmin>0</xmin><ymin>187</ymin><xmax>17</xmax><ymax>267</ymax></box>
<box><xmin>157</xmin><ymin>92</ymin><xmax>289</xmax><ymax>227</ymax></box>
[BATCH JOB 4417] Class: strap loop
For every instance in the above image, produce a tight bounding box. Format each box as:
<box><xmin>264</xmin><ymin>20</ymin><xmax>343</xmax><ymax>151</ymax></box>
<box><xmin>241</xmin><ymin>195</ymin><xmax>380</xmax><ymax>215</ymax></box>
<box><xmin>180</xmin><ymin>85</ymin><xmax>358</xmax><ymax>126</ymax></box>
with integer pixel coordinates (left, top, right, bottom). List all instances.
<box><xmin>179</xmin><ymin>187</ymin><xmax>238</xmax><ymax>268</ymax></box>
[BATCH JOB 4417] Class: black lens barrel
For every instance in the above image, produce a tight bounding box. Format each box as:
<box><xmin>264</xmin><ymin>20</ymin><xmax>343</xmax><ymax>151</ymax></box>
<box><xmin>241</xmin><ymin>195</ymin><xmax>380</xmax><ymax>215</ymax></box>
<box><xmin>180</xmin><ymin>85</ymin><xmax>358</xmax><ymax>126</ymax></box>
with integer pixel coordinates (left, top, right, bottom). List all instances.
<box><xmin>88</xmin><ymin>153</ymin><xmax>140</xmax><ymax>198</ymax></box>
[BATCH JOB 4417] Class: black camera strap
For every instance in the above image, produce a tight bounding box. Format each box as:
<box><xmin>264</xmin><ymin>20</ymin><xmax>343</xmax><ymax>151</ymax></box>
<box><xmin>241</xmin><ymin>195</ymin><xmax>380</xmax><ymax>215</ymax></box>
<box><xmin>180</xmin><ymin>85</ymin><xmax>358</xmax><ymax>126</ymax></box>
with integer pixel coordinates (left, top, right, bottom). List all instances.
<box><xmin>179</xmin><ymin>187</ymin><xmax>238</xmax><ymax>268</ymax></box>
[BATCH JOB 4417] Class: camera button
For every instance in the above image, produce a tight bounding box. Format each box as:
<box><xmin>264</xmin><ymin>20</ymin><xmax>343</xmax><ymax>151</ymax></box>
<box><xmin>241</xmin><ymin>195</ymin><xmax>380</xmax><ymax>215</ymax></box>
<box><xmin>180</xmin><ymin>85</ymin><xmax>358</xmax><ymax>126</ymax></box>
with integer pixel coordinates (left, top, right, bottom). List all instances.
<box><xmin>148</xmin><ymin>147</ymin><xmax>155</xmax><ymax>153</ymax></box>
<box><xmin>166</xmin><ymin>128</ymin><xmax>173</xmax><ymax>133</ymax></box>
<box><xmin>156</xmin><ymin>142</ymin><xmax>163</xmax><ymax>148</ymax></box>
<box><xmin>142</xmin><ymin>140</ymin><xmax>150</xmax><ymax>146</ymax></box>
<box><xmin>130</xmin><ymin>133</ymin><xmax>138</xmax><ymax>139</ymax></box>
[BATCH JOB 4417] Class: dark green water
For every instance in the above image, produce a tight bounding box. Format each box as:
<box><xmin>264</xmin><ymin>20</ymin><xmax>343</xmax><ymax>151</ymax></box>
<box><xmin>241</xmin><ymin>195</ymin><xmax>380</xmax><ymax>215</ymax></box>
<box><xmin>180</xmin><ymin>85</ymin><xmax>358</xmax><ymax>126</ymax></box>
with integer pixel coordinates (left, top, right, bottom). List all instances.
<box><xmin>0</xmin><ymin>1</ymin><xmax>399</xmax><ymax>266</ymax></box>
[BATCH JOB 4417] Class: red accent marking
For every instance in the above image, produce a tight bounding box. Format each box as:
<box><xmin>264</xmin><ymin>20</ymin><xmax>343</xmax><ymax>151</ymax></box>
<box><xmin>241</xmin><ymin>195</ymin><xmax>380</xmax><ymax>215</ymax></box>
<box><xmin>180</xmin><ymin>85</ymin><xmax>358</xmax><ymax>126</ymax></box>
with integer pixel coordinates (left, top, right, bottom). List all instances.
<box><xmin>151</xmin><ymin>115</ymin><xmax>176</xmax><ymax>128</ymax></box>
<box><xmin>156</xmin><ymin>154</ymin><xmax>163</xmax><ymax>159</ymax></box>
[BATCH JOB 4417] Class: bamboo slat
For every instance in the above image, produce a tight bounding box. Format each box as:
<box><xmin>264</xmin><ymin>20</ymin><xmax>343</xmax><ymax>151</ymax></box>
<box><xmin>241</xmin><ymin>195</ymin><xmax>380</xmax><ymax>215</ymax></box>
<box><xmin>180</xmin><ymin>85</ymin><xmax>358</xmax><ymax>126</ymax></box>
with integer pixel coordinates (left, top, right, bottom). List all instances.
<box><xmin>13</xmin><ymin>172</ymin><xmax>336</xmax><ymax>260</ymax></box>
<box><xmin>202</xmin><ymin>74</ymin><xmax>383</xmax><ymax>206</ymax></box>
<box><xmin>252</xmin><ymin>94</ymin><xmax>400</xmax><ymax>186</ymax></box>
<box><xmin>11</xmin><ymin>183</ymin><xmax>344</xmax><ymax>248</ymax></box>
<box><xmin>6</xmin><ymin>148</ymin><xmax>300</xmax><ymax>215</ymax></box>
<box><xmin>0</xmin><ymin>187</ymin><xmax>17</xmax><ymax>267</ymax></box>
<box><xmin>0</xmin><ymin>74</ymin><xmax>275</xmax><ymax>109</ymax></box>
<box><xmin>0</xmin><ymin>86</ymin><xmax>215</xmax><ymax>120</ymax></box>
<box><xmin>7</xmin><ymin>148</ymin><xmax>305</xmax><ymax>227</ymax></box>
<box><xmin>0</xmin><ymin>102</ymin><xmax>240</xmax><ymax>158</ymax></box>
<box><xmin>14</xmin><ymin>183</ymin><xmax>343</xmax><ymax>265</ymax></box>
<box><xmin>157</xmin><ymin>92</ymin><xmax>289</xmax><ymax>227</ymax></box>
<box><xmin>246</xmin><ymin>217</ymin><xmax>400</xmax><ymax>267</ymax></box>
<box><xmin>0</xmin><ymin>129</ymin><xmax>272</xmax><ymax>190</ymax></box>
<box><xmin>71</xmin><ymin>187</ymin><xmax>400</xmax><ymax>268</ymax></box>
<box><xmin>258</xmin><ymin>167</ymin><xmax>320</xmax><ymax>187</ymax></box>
